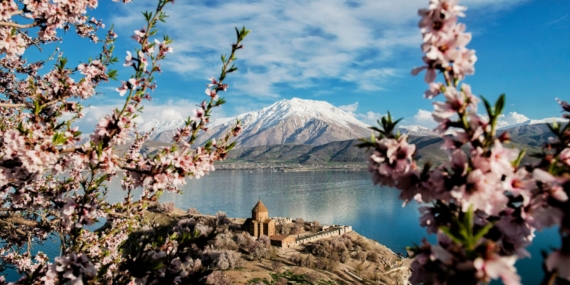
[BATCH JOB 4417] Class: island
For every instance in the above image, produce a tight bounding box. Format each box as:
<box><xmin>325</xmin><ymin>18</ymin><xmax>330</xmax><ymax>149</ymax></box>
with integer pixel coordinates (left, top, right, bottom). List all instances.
<box><xmin>143</xmin><ymin>200</ymin><xmax>412</xmax><ymax>284</ymax></box>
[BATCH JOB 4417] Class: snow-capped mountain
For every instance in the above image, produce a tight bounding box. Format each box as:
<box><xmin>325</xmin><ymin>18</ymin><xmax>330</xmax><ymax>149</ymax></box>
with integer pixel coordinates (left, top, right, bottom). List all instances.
<box><xmin>150</xmin><ymin>98</ymin><xmax>374</xmax><ymax>148</ymax></box>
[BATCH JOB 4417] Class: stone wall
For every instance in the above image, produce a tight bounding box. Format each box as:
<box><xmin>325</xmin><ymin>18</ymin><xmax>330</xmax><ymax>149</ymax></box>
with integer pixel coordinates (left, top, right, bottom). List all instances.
<box><xmin>291</xmin><ymin>225</ymin><xmax>352</xmax><ymax>247</ymax></box>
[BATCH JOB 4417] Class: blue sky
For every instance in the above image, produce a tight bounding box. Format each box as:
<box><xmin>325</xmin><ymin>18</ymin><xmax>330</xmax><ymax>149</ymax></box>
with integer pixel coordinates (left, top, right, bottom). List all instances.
<box><xmin>39</xmin><ymin>0</ymin><xmax>570</xmax><ymax>130</ymax></box>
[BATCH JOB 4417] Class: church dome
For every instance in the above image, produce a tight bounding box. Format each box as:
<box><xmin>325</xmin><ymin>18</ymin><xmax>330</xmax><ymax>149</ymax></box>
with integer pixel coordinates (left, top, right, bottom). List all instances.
<box><xmin>252</xmin><ymin>200</ymin><xmax>268</xmax><ymax>213</ymax></box>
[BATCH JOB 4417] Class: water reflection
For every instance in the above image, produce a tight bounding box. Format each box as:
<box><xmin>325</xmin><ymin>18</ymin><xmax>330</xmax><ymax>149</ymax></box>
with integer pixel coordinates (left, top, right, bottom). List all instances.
<box><xmin>151</xmin><ymin>170</ymin><xmax>428</xmax><ymax>251</ymax></box>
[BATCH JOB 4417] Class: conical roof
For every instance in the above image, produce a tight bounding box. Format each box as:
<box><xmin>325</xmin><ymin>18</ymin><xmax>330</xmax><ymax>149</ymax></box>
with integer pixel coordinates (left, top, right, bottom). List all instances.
<box><xmin>252</xmin><ymin>200</ymin><xmax>268</xmax><ymax>212</ymax></box>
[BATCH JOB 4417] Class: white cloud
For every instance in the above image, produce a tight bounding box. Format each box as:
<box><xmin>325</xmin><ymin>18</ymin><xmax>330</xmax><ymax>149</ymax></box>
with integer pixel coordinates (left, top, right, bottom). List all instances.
<box><xmin>73</xmin><ymin>99</ymin><xmax>227</xmax><ymax>133</ymax></box>
<box><xmin>339</xmin><ymin>102</ymin><xmax>359</xmax><ymax>113</ymax></box>
<box><xmin>108</xmin><ymin>0</ymin><xmax>527</xmax><ymax>98</ymax></box>
<box><xmin>337</xmin><ymin>101</ymin><xmax>383</xmax><ymax>125</ymax></box>
<box><xmin>357</xmin><ymin>111</ymin><xmax>384</xmax><ymax>125</ymax></box>
<box><xmin>401</xmin><ymin>109</ymin><xmax>531</xmax><ymax>129</ymax></box>
<box><xmin>402</xmin><ymin>109</ymin><xmax>437</xmax><ymax>129</ymax></box>
<box><xmin>503</xmin><ymin>112</ymin><xmax>530</xmax><ymax>125</ymax></box>
<box><xmin>496</xmin><ymin>111</ymin><xmax>530</xmax><ymax>128</ymax></box>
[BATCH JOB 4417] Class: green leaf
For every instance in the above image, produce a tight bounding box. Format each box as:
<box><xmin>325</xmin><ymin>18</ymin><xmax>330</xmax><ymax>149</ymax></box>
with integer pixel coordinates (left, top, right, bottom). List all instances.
<box><xmin>204</xmin><ymin>140</ymin><xmax>212</xmax><ymax>150</ymax></box>
<box><xmin>512</xmin><ymin>149</ymin><xmax>526</xmax><ymax>168</ymax></box>
<box><xmin>473</xmin><ymin>222</ymin><xmax>494</xmax><ymax>243</ymax></box>
<box><xmin>546</xmin><ymin>122</ymin><xmax>560</xmax><ymax>136</ymax></box>
<box><xmin>495</xmin><ymin>94</ymin><xmax>506</xmax><ymax>116</ymax></box>
<box><xmin>143</xmin><ymin>11</ymin><xmax>153</xmax><ymax>22</ymax></box>
<box><xmin>107</xmin><ymin>70</ymin><xmax>118</xmax><ymax>81</ymax></box>
<box><xmin>481</xmin><ymin>96</ymin><xmax>493</xmax><ymax>118</ymax></box>
<box><xmin>393</xmin><ymin>118</ymin><xmax>403</xmax><ymax>127</ymax></box>
<box><xmin>215</xmin><ymin>97</ymin><xmax>227</xmax><ymax>106</ymax></box>
<box><xmin>439</xmin><ymin>226</ymin><xmax>465</xmax><ymax>245</ymax></box>
<box><xmin>227</xmin><ymin>65</ymin><xmax>238</xmax><ymax>73</ymax></box>
<box><xmin>464</xmin><ymin>205</ymin><xmax>474</xmax><ymax>246</ymax></box>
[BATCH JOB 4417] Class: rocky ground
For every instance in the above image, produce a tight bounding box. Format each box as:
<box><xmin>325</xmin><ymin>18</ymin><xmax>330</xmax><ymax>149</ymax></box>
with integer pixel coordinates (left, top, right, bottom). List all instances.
<box><xmin>222</xmin><ymin>231</ymin><xmax>411</xmax><ymax>285</ymax></box>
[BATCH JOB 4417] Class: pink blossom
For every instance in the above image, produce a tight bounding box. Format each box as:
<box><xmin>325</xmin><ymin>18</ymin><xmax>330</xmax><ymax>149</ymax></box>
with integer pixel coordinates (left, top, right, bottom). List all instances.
<box><xmin>192</xmin><ymin>108</ymin><xmax>205</xmax><ymax>121</ymax></box>
<box><xmin>451</xmin><ymin>169</ymin><xmax>508</xmax><ymax>215</ymax></box>
<box><xmin>124</xmin><ymin>51</ymin><xmax>134</xmax><ymax>66</ymax></box>
<box><xmin>207</xmin><ymin>77</ymin><xmax>218</xmax><ymax>87</ymax></box>
<box><xmin>205</xmin><ymin>87</ymin><xmax>218</xmax><ymax>100</ymax></box>
<box><xmin>452</xmin><ymin>47</ymin><xmax>477</xmax><ymax>80</ymax></box>
<box><xmin>138</xmin><ymin>50</ymin><xmax>148</xmax><ymax>69</ymax></box>
<box><xmin>474</xmin><ymin>255</ymin><xmax>521</xmax><ymax>285</ymax></box>
<box><xmin>411</xmin><ymin>56</ymin><xmax>439</xmax><ymax>83</ymax></box>
<box><xmin>132</xmin><ymin>27</ymin><xmax>146</xmax><ymax>43</ymax></box>
<box><xmin>546</xmin><ymin>250</ymin><xmax>570</xmax><ymax>280</ymax></box>
<box><xmin>116</xmin><ymin>78</ymin><xmax>138</xmax><ymax>96</ymax></box>
<box><xmin>560</xmin><ymin>148</ymin><xmax>570</xmax><ymax>166</ymax></box>
<box><xmin>556</xmin><ymin>97</ymin><xmax>570</xmax><ymax>112</ymax></box>
<box><xmin>533</xmin><ymin>169</ymin><xmax>568</xmax><ymax>202</ymax></box>
<box><xmin>424</xmin><ymin>82</ymin><xmax>442</xmax><ymax>98</ymax></box>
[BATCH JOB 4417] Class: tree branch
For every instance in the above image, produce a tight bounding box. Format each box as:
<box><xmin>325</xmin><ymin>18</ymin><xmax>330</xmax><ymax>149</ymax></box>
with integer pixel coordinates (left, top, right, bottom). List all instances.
<box><xmin>0</xmin><ymin>219</ymin><xmax>27</xmax><ymax>236</ymax></box>
<box><xmin>0</xmin><ymin>102</ymin><xmax>27</xmax><ymax>108</ymax></box>
<box><xmin>10</xmin><ymin>10</ymin><xmax>24</xmax><ymax>17</ymax></box>
<box><xmin>119</xmin><ymin>163</ymin><xmax>152</xmax><ymax>175</ymax></box>
<box><xmin>4</xmin><ymin>216</ymin><xmax>41</xmax><ymax>227</ymax></box>
<box><xmin>0</xmin><ymin>21</ymin><xmax>39</xmax><ymax>29</ymax></box>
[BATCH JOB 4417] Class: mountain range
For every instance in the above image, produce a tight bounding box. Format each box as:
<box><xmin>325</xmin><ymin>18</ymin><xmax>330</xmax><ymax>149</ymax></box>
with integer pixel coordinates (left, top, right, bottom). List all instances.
<box><xmin>136</xmin><ymin>98</ymin><xmax>561</xmax><ymax>165</ymax></box>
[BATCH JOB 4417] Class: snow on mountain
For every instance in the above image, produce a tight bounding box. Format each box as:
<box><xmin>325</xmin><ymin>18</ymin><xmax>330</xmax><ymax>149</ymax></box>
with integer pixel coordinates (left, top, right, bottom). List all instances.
<box><xmin>396</xmin><ymin>125</ymin><xmax>436</xmax><ymax>136</ymax></box>
<box><xmin>210</xmin><ymin>97</ymin><xmax>371</xmax><ymax>129</ymax></box>
<box><xmin>137</xmin><ymin>118</ymin><xmax>186</xmax><ymax>134</ymax></box>
<box><xmin>151</xmin><ymin>98</ymin><xmax>374</xmax><ymax>148</ymax></box>
<box><xmin>498</xmin><ymin>117</ymin><xmax>568</xmax><ymax>130</ymax></box>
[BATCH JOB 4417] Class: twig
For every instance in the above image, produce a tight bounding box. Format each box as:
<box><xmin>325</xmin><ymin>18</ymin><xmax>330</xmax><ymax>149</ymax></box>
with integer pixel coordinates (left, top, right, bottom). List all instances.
<box><xmin>0</xmin><ymin>102</ymin><xmax>27</xmax><ymax>108</ymax></box>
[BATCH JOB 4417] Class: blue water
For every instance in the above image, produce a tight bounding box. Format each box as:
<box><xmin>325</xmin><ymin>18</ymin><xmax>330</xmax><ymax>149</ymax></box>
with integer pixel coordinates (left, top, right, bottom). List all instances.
<box><xmin>2</xmin><ymin>170</ymin><xmax>560</xmax><ymax>284</ymax></box>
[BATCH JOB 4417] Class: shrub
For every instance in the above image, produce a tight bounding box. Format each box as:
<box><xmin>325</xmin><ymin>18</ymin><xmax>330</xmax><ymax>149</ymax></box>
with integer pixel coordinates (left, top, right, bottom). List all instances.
<box><xmin>206</xmin><ymin>271</ymin><xmax>233</xmax><ymax>285</ymax></box>
<box><xmin>156</xmin><ymin>202</ymin><xmax>175</xmax><ymax>213</ymax></box>
<box><xmin>366</xmin><ymin>252</ymin><xmax>379</xmax><ymax>262</ymax></box>
<box><xmin>271</xmin><ymin>260</ymin><xmax>284</xmax><ymax>273</ymax></box>
<box><xmin>188</xmin><ymin>208</ymin><xmax>201</xmax><ymax>215</ymax></box>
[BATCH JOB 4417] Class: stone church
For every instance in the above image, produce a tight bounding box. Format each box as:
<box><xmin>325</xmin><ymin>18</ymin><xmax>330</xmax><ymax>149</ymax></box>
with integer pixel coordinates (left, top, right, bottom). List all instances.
<box><xmin>243</xmin><ymin>200</ymin><xmax>275</xmax><ymax>238</ymax></box>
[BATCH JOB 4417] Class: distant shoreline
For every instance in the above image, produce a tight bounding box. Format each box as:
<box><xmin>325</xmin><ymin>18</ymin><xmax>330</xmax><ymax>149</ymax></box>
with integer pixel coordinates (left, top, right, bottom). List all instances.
<box><xmin>215</xmin><ymin>164</ymin><xmax>368</xmax><ymax>172</ymax></box>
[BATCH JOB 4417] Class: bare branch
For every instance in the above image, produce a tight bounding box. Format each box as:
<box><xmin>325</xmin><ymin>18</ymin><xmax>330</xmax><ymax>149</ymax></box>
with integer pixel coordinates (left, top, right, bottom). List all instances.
<box><xmin>0</xmin><ymin>21</ymin><xmax>39</xmax><ymax>29</ymax></box>
<box><xmin>0</xmin><ymin>102</ymin><xmax>27</xmax><ymax>108</ymax></box>
<box><xmin>4</xmin><ymin>216</ymin><xmax>41</xmax><ymax>227</ymax></box>
<box><xmin>10</xmin><ymin>10</ymin><xmax>24</xmax><ymax>17</ymax></box>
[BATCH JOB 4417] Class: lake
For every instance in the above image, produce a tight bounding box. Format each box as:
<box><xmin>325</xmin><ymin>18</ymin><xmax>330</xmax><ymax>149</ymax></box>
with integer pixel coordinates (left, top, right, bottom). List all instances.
<box><xmin>3</xmin><ymin>170</ymin><xmax>560</xmax><ymax>284</ymax></box>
